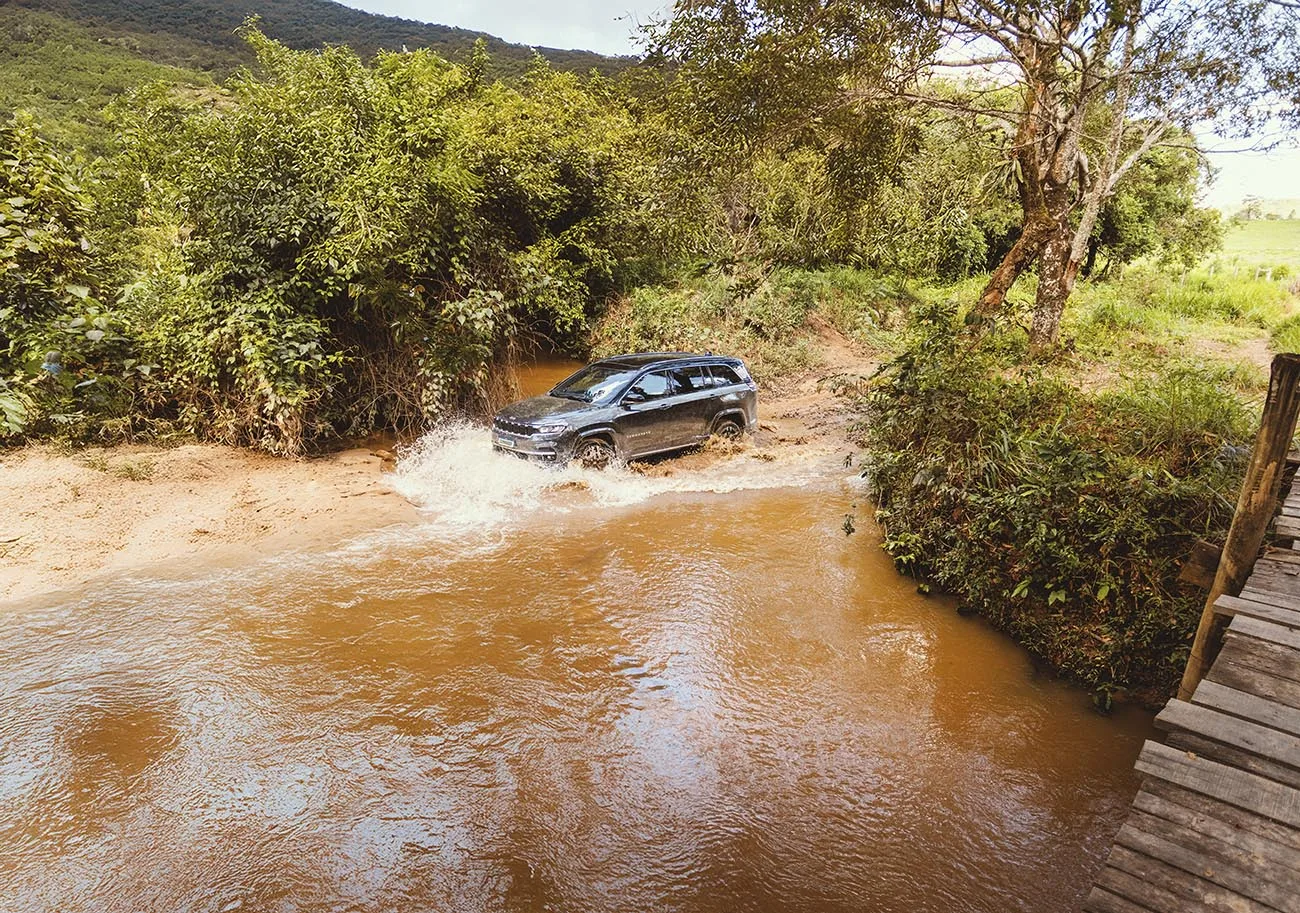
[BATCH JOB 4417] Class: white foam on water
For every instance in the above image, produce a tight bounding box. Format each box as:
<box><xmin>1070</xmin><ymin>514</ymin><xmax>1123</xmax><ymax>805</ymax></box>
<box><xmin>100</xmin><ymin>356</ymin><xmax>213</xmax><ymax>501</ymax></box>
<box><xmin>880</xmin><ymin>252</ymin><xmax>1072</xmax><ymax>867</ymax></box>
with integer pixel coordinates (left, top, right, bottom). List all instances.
<box><xmin>386</xmin><ymin>419</ymin><xmax>835</xmax><ymax>537</ymax></box>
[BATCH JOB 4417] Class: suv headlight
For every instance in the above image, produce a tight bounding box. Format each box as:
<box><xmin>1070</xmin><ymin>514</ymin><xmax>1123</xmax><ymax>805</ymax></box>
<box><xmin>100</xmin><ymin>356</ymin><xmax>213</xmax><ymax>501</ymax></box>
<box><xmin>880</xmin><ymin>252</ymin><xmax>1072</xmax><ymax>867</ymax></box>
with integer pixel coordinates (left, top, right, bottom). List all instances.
<box><xmin>535</xmin><ymin>422</ymin><xmax>568</xmax><ymax>436</ymax></box>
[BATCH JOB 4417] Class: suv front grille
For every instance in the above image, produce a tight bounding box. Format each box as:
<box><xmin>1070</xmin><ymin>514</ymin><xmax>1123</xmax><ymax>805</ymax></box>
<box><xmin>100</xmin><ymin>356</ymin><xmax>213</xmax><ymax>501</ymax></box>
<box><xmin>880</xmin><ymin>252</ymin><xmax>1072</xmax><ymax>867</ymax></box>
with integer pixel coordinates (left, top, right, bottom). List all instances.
<box><xmin>493</xmin><ymin>418</ymin><xmax>534</xmax><ymax>436</ymax></box>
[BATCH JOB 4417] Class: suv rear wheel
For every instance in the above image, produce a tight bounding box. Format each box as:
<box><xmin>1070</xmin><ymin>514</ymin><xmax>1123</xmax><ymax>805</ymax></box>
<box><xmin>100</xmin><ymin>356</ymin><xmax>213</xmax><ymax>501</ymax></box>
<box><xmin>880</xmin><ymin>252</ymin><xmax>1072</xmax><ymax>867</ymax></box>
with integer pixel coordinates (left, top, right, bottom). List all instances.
<box><xmin>575</xmin><ymin>437</ymin><xmax>616</xmax><ymax>470</ymax></box>
<box><xmin>713</xmin><ymin>417</ymin><xmax>744</xmax><ymax>441</ymax></box>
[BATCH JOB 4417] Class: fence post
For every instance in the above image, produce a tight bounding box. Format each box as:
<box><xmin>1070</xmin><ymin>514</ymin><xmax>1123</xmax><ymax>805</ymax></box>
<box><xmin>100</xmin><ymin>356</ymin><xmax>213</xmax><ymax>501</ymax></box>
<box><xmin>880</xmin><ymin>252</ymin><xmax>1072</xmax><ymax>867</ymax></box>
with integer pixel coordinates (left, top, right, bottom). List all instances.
<box><xmin>1178</xmin><ymin>353</ymin><xmax>1300</xmax><ymax>700</ymax></box>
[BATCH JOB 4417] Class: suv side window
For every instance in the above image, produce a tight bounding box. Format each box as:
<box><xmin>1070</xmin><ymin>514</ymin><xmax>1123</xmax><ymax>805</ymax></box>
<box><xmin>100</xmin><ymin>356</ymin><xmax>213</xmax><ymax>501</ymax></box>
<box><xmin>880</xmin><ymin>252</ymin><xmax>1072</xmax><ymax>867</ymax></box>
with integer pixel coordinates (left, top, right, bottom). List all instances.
<box><xmin>669</xmin><ymin>365</ymin><xmax>713</xmax><ymax>392</ymax></box>
<box><xmin>708</xmin><ymin>364</ymin><xmax>743</xmax><ymax>387</ymax></box>
<box><xmin>626</xmin><ymin>370</ymin><xmax>677</xmax><ymax>401</ymax></box>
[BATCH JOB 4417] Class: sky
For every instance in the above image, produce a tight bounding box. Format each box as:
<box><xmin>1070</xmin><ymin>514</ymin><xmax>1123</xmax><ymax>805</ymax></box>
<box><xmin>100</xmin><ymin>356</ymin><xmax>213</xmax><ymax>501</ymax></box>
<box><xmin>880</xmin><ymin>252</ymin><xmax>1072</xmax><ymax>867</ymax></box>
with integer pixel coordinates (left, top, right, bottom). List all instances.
<box><xmin>343</xmin><ymin>1</ymin><xmax>661</xmax><ymax>56</ymax></box>
<box><xmin>340</xmin><ymin>2</ymin><xmax>1298</xmax><ymax>214</ymax></box>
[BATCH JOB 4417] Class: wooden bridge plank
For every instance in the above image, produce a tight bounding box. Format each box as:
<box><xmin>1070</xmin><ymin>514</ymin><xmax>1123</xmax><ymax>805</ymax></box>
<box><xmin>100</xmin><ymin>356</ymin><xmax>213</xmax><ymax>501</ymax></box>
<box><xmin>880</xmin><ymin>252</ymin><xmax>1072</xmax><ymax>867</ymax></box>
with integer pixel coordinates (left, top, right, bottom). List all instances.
<box><xmin>1219</xmin><ymin>632</ymin><xmax>1300</xmax><ymax>686</ymax></box>
<box><xmin>1243</xmin><ymin>566</ymin><xmax>1300</xmax><ymax>597</ymax></box>
<box><xmin>1117</xmin><ymin>819</ymin><xmax>1300</xmax><ymax>912</ymax></box>
<box><xmin>1237</xmin><ymin>587</ymin><xmax>1300</xmax><ymax>613</ymax></box>
<box><xmin>1214</xmin><ymin>594</ymin><xmax>1300</xmax><ymax>629</ymax></box>
<box><xmin>1156</xmin><ymin>700</ymin><xmax>1300</xmax><ymax>773</ymax></box>
<box><xmin>1259</xmin><ymin>548</ymin><xmax>1300</xmax><ymax>567</ymax></box>
<box><xmin>1143</xmin><ymin>778</ymin><xmax>1300</xmax><ymax>851</ymax></box>
<box><xmin>1166</xmin><ymin>730</ymin><xmax>1300</xmax><ymax>790</ymax></box>
<box><xmin>1192</xmin><ymin>679</ymin><xmax>1300</xmax><ymax>738</ymax></box>
<box><xmin>1256</xmin><ymin>551</ymin><xmax>1300</xmax><ymax>571</ymax></box>
<box><xmin>1083</xmin><ymin>886</ymin><xmax>1152</xmax><ymax>913</ymax></box>
<box><xmin>1275</xmin><ymin>515</ymin><xmax>1300</xmax><ymax>538</ymax></box>
<box><xmin>1134</xmin><ymin>740</ymin><xmax>1300</xmax><ymax>827</ymax></box>
<box><xmin>1128</xmin><ymin>807</ymin><xmax>1300</xmax><ymax>890</ymax></box>
<box><xmin>1103</xmin><ymin>845</ymin><xmax>1275</xmax><ymax>913</ymax></box>
<box><xmin>1094</xmin><ymin>865</ymin><xmax>1195</xmax><ymax>913</ymax></box>
<box><xmin>1240</xmin><ymin>585</ymin><xmax>1300</xmax><ymax>609</ymax></box>
<box><xmin>1243</xmin><ymin>564</ymin><xmax>1300</xmax><ymax>595</ymax></box>
<box><xmin>1134</xmin><ymin>785</ymin><xmax>1300</xmax><ymax>864</ymax></box>
<box><xmin>1209</xmin><ymin>658</ymin><xmax>1300</xmax><ymax>713</ymax></box>
<box><xmin>1230</xmin><ymin>614</ymin><xmax>1300</xmax><ymax>651</ymax></box>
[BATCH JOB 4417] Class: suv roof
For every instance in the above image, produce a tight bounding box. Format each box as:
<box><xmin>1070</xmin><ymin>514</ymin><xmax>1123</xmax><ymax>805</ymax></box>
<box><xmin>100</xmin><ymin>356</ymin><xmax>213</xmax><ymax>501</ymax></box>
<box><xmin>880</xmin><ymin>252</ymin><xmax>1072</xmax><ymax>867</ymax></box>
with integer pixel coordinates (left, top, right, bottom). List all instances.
<box><xmin>595</xmin><ymin>352</ymin><xmax>738</xmax><ymax>370</ymax></box>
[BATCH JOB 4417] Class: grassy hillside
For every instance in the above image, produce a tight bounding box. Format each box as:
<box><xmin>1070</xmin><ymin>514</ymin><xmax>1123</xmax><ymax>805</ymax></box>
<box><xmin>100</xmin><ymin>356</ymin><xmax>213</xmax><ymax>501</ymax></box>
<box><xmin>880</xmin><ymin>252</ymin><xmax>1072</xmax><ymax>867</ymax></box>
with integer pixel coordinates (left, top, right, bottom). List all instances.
<box><xmin>1</xmin><ymin>0</ymin><xmax>632</xmax><ymax>153</ymax></box>
<box><xmin>7</xmin><ymin>0</ymin><xmax>629</xmax><ymax>76</ymax></box>
<box><xmin>1221</xmin><ymin>220</ymin><xmax>1300</xmax><ymax>271</ymax></box>
<box><xmin>0</xmin><ymin>8</ymin><xmax>213</xmax><ymax>151</ymax></box>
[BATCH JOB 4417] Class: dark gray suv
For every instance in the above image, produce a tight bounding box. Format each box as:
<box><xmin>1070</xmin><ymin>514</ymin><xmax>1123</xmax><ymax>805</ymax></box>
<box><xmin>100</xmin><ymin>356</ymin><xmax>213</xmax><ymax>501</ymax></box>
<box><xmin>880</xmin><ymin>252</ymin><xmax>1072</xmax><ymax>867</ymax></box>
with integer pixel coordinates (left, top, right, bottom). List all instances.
<box><xmin>492</xmin><ymin>353</ymin><xmax>758</xmax><ymax>467</ymax></box>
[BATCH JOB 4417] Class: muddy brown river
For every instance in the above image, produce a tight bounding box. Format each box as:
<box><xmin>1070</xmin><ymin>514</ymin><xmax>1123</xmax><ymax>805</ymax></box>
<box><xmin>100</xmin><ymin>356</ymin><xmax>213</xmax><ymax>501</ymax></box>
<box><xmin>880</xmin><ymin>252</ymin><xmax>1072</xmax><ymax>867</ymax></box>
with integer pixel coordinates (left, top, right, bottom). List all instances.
<box><xmin>0</xmin><ymin>422</ymin><xmax>1153</xmax><ymax>913</ymax></box>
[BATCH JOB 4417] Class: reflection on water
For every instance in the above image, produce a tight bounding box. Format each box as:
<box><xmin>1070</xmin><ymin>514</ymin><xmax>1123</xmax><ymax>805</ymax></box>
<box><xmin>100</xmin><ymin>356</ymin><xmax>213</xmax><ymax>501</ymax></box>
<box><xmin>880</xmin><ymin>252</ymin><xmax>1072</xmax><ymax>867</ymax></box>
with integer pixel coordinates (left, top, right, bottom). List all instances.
<box><xmin>0</xmin><ymin>443</ymin><xmax>1152</xmax><ymax>913</ymax></box>
<box><xmin>513</xmin><ymin>356</ymin><xmax>585</xmax><ymax>399</ymax></box>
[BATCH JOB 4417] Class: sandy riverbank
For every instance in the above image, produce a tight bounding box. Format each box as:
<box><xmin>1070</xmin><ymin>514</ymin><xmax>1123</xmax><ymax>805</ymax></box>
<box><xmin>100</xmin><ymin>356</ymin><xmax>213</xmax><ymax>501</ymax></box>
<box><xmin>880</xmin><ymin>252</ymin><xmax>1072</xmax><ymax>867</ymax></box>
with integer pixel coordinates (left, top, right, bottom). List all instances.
<box><xmin>0</xmin><ymin>443</ymin><xmax>418</xmax><ymax>604</ymax></box>
<box><xmin>1</xmin><ymin>329</ymin><xmax>873</xmax><ymax>605</ymax></box>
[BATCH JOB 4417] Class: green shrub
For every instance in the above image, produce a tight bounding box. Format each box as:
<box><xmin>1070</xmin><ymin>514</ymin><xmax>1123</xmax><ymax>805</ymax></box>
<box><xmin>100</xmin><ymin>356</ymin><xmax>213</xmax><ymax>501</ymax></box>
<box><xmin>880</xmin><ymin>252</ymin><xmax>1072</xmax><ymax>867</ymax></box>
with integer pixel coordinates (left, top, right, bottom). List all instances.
<box><xmin>858</xmin><ymin>304</ymin><xmax>1251</xmax><ymax>703</ymax></box>
<box><xmin>592</xmin><ymin>267</ymin><xmax>909</xmax><ymax>390</ymax></box>
<box><xmin>89</xmin><ymin>29</ymin><xmax>671</xmax><ymax>453</ymax></box>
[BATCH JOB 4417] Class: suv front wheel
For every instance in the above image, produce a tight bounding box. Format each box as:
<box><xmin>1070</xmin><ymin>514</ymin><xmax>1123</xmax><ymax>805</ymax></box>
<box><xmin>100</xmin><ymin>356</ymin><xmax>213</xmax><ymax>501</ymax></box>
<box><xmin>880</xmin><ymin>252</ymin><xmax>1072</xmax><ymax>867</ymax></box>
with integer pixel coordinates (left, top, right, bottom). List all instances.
<box><xmin>575</xmin><ymin>437</ymin><xmax>616</xmax><ymax>470</ymax></box>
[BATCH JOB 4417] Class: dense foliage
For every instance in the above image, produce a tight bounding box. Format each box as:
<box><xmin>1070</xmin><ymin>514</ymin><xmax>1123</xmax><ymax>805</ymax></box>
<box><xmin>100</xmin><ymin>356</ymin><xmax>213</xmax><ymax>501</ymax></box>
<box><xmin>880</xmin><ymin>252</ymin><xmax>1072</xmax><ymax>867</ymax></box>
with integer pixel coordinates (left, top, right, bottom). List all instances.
<box><xmin>1</xmin><ymin>33</ymin><xmax>664</xmax><ymax>452</ymax></box>
<box><xmin>859</xmin><ymin>306</ymin><xmax>1253</xmax><ymax>702</ymax></box>
<box><xmin>0</xmin><ymin>118</ymin><xmax>120</xmax><ymax>438</ymax></box>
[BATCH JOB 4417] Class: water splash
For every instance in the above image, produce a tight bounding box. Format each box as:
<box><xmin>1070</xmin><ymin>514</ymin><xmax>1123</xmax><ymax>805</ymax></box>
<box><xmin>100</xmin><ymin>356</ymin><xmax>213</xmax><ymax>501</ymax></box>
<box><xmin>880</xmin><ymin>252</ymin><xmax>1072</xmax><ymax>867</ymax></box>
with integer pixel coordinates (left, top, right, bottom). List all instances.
<box><xmin>388</xmin><ymin>420</ymin><xmax>833</xmax><ymax>534</ymax></box>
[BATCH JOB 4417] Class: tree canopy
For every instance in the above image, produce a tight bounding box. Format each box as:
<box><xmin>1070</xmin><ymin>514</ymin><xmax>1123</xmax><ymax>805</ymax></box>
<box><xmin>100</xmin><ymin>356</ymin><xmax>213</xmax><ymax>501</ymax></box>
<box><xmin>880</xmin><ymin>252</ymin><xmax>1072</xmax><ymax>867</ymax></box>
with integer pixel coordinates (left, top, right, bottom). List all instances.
<box><xmin>648</xmin><ymin>0</ymin><xmax>1300</xmax><ymax>350</ymax></box>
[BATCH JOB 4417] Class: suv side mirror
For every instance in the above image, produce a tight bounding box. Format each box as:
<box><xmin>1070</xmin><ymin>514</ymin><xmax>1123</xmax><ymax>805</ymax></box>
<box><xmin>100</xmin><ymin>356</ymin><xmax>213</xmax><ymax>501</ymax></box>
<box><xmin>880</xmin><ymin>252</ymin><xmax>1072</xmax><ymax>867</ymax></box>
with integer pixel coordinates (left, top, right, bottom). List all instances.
<box><xmin>622</xmin><ymin>388</ymin><xmax>648</xmax><ymax>405</ymax></box>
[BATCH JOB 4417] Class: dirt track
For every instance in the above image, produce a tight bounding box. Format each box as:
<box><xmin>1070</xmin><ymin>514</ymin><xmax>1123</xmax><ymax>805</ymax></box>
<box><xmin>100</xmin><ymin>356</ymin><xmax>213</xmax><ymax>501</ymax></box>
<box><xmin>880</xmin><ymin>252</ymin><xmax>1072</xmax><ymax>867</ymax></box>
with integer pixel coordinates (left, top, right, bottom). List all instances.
<box><xmin>0</xmin><ymin>329</ymin><xmax>876</xmax><ymax>604</ymax></box>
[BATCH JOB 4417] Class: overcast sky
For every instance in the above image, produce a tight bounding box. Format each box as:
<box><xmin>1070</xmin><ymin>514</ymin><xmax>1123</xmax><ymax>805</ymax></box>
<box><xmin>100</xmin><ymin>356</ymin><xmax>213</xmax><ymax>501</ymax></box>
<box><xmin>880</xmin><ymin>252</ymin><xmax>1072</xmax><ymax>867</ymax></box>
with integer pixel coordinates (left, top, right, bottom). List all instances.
<box><xmin>340</xmin><ymin>2</ymin><xmax>1297</xmax><ymax>212</ymax></box>
<box><xmin>342</xmin><ymin>1</ymin><xmax>662</xmax><ymax>55</ymax></box>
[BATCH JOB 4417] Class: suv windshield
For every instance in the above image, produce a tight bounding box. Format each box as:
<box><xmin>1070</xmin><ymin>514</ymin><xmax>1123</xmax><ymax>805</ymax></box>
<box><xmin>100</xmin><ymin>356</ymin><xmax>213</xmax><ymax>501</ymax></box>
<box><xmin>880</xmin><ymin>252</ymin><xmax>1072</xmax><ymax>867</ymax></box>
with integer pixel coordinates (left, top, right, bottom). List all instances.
<box><xmin>550</xmin><ymin>364</ymin><xmax>641</xmax><ymax>403</ymax></box>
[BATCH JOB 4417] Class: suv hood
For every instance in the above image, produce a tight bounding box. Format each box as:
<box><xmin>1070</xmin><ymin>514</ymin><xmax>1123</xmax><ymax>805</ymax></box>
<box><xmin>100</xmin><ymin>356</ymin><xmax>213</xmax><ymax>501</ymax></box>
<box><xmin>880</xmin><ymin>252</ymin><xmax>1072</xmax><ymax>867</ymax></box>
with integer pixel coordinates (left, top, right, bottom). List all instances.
<box><xmin>495</xmin><ymin>395</ymin><xmax>600</xmax><ymax>424</ymax></box>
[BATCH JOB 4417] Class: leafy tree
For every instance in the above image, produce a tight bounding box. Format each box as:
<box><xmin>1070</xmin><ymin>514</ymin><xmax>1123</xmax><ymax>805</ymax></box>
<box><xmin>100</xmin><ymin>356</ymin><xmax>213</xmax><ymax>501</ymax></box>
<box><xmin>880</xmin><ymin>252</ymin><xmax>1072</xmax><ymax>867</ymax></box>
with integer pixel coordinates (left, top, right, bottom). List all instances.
<box><xmin>104</xmin><ymin>30</ymin><xmax>664</xmax><ymax>453</ymax></box>
<box><xmin>649</xmin><ymin>0</ymin><xmax>1300</xmax><ymax>353</ymax></box>
<box><xmin>923</xmin><ymin>0</ymin><xmax>1299</xmax><ymax>350</ymax></box>
<box><xmin>1088</xmin><ymin>143</ymin><xmax>1223</xmax><ymax>275</ymax></box>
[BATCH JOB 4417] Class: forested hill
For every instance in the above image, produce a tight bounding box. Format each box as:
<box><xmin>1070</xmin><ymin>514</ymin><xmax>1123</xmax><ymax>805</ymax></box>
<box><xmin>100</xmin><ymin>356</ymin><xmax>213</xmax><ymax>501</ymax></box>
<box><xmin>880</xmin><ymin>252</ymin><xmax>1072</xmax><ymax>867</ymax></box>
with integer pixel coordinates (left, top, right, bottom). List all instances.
<box><xmin>4</xmin><ymin>0</ymin><xmax>631</xmax><ymax>76</ymax></box>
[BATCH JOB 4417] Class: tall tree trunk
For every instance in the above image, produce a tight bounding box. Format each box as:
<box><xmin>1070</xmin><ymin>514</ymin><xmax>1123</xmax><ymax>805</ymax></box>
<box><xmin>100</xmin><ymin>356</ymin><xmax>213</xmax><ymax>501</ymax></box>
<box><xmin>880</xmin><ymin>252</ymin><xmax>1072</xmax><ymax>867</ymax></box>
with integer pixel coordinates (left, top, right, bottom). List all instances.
<box><xmin>973</xmin><ymin>216</ymin><xmax>1050</xmax><ymax>318</ymax></box>
<box><xmin>1083</xmin><ymin>236</ymin><xmax>1099</xmax><ymax>277</ymax></box>
<box><xmin>1028</xmin><ymin>228</ymin><xmax>1081</xmax><ymax>353</ymax></box>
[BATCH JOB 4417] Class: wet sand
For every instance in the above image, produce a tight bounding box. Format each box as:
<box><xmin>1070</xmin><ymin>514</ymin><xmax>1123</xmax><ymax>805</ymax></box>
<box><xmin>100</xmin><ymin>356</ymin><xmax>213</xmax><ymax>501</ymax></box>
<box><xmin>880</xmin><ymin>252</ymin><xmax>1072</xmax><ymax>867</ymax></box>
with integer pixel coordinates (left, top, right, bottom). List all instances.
<box><xmin>1</xmin><ymin>331</ymin><xmax>874</xmax><ymax>606</ymax></box>
<box><xmin>0</xmin><ymin>443</ymin><xmax>416</xmax><ymax>604</ymax></box>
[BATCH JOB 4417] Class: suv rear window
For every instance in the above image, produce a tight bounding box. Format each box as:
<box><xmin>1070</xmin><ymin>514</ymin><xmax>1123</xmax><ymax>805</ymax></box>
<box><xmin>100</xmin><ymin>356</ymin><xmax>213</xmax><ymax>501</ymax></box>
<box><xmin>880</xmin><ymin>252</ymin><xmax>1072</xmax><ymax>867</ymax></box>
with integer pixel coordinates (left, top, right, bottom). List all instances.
<box><xmin>708</xmin><ymin>364</ymin><xmax>744</xmax><ymax>386</ymax></box>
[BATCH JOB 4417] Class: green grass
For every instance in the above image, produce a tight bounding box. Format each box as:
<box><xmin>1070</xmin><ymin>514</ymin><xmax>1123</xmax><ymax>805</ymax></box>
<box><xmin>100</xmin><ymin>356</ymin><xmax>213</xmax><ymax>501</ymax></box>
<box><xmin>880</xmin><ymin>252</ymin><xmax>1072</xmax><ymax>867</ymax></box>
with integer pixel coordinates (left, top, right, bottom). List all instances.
<box><xmin>1217</xmin><ymin>220</ymin><xmax>1300</xmax><ymax>273</ymax></box>
<box><xmin>591</xmin><ymin>268</ymin><xmax>915</xmax><ymax>392</ymax></box>
<box><xmin>0</xmin><ymin>8</ymin><xmax>213</xmax><ymax>152</ymax></box>
<box><xmin>896</xmin><ymin>264</ymin><xmax>1298</xmax><ymax>399</ymax></box>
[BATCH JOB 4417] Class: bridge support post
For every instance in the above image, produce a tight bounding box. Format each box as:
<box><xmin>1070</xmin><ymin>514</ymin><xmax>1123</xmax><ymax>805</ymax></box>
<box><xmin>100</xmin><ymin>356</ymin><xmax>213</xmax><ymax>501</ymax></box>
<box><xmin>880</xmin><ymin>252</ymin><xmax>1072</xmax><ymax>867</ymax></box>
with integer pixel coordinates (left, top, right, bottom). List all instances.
<box><xmin>1178</xmin><ymin>353</ymin><xmax>1300</xmax><ymax>700</ymax></box>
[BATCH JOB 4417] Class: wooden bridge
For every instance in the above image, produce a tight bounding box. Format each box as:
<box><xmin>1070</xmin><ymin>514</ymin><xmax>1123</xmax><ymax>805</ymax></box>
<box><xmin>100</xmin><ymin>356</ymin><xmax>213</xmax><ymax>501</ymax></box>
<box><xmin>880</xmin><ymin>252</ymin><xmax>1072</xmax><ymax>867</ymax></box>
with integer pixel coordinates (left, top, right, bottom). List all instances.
<box><xmin>1084</xmin><ymin>355</ymin><xmax>1300</xmax><ymax>913</ymax></box>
